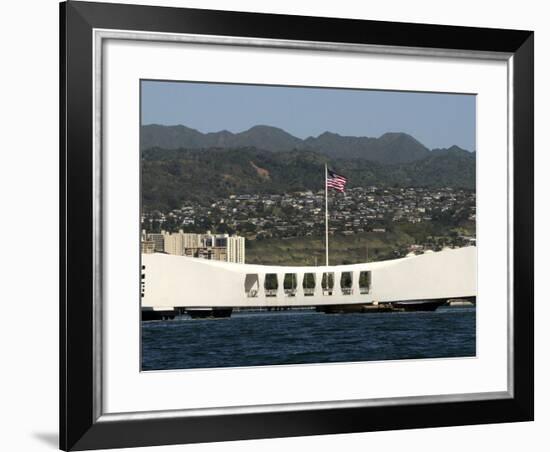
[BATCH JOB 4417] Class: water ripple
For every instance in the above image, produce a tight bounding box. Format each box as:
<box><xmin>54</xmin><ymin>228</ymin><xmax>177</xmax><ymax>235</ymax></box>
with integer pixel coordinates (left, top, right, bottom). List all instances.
<box><xmin>142</xmin><ymin>306</ymin><xmax>476</xmax><ymax>371</ymax></box>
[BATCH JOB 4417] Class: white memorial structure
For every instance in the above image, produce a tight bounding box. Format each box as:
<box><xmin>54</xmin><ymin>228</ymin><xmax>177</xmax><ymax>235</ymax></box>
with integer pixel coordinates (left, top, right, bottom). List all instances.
<box><xmin>141</xmin><ymin>246</ymin><xmax>476</xmax><ymax>319</ymax></box>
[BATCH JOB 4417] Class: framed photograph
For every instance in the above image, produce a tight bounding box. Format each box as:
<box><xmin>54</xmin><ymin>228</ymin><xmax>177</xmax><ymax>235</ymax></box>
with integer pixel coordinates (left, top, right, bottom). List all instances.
<box><xmin>60</xmin><ymin>1</ymin><xmax>533</xmax><ymax>450</ymax></box>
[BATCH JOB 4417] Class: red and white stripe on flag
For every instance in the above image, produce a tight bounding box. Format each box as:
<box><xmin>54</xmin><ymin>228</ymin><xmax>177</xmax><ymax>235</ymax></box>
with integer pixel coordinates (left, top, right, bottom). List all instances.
<box><xmin>327</xmin><ymin>169</ymin><xmax>348</xmax><ymax>192</ymax></box>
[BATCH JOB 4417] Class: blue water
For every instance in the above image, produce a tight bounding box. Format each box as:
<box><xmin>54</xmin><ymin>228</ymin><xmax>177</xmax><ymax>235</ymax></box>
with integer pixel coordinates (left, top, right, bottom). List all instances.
<box><xmin>141</xmin><ymin>306</ymin><xmax>476</xmax><ymax>371</ymax></box>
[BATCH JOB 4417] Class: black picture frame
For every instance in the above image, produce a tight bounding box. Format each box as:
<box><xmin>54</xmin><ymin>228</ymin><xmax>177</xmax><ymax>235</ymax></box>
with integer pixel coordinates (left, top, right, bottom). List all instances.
<box><xmin>60</xmin><ymin>1</ymin><xmax>534</xmax><ymax>450</ymax></box>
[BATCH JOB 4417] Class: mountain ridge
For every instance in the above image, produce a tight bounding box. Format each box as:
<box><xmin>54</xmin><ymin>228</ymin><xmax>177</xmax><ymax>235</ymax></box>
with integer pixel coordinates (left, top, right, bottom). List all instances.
<box><xmin>141</xmin><ymin>124</ymin><xmax>472</xmax><ymax>164</ymax></box>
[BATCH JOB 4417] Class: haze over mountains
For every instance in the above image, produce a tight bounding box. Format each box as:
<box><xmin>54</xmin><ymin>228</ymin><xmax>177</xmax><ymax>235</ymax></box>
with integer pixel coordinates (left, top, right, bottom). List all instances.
<box><xmin>141</xmin><ymin>124</ymin><xmax>473</xmax><ymax>165</ymax></box>
<box><xmin>140</xmin><ymin>124</ymin><xmax>475</xmax><ymax>211</ymax></box>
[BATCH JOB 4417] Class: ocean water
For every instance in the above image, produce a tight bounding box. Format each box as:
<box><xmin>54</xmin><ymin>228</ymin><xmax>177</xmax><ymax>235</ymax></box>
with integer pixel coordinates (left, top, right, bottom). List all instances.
<box><xmin>141</xmin><ymin>306</ymin><xmax>476</xmax><ymax>371</ymax></box>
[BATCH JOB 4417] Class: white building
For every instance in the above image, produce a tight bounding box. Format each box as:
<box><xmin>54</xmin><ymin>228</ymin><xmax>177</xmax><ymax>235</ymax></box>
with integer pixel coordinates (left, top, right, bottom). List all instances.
<box><xmin>182</xmin><ymin>232</ymin><xmax>202</xmax><ymax>249</ymax></box>
<box><xmin>162</xmin><ymin>230</ymin><xmax>184</xmax><ymax>255</ymax></box>
<box><xmin>161</xmin><ymin>230</ymin><xmax>205</xmax><ymax>255</ymax></box>
<box><xmin>227</xmin><ymin>236</ymin><xmax>246</xmax><ymax>264</ymax></box>
<box><xmin>153</xmin><ymin>230</ymin><xmax>246</xmax><ymax>263</ymax></box>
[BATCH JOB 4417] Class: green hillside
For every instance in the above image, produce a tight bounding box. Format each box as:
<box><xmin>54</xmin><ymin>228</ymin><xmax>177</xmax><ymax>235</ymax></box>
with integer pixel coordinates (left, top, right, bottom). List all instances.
<box><xmin>141</xmin><ymin>147</ymin><xmax>475</xmax><ymax>212</ymax></box>
<box><xmin>246</xmin><ymin>222</ymin><xmax>476</xmax><ymax>266</ymax></box>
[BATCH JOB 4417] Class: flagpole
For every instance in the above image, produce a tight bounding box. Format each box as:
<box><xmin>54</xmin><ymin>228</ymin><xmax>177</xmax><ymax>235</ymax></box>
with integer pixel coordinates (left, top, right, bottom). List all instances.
<box><xmin>325</xmin><ymin>163</ymin><xmax>329</xmax><ymax>266</ymax></box>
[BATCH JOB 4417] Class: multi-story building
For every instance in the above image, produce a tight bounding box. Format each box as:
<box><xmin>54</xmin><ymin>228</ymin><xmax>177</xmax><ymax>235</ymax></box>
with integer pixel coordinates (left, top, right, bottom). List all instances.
<box><xmin>202</xmin><ymin>232</ymin><xmax>228</xmax><ymax>248</ymax></box>
<box><xmin>141</xmin><ymin>240</ymin><xmax>155</xmax><ymax>254</ymax></box>
<box><xmin>162</xmin><ymin>230</ymin><xmax>205</xmax><ymax>255</ymax></box>
<box><xmin>196</xmin><ymin>247</ymin><xmax>227</xmax><ymax>262</ymax></box>
<box><xmin>163</xmin><ymin>230</ymin><xmax>185</xmax><ymax>255</ymax></box>
<box><xmin>227</xmin><ymin>236</ymin><xmax>245</xmax><ymax>263</ymax></box>
<box><xmin>142</xmin><ymin>229</ymin><xmax>245</xmax><ymax>263</ymax></box>
<box><xmin>147</xmin><ymin>233</ymin><xmax>165</xmax><ymax>252</ymax></box>
<box><xmin>182</xmin><ymin>232</ymin><xmax>202</xmax><ymax>249</ymax></box>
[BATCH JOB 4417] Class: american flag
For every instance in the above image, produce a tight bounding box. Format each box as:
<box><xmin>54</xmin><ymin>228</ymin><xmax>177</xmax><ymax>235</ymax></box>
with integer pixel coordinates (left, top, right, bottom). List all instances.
<box><xmin>326</xmin><ymin>169</ymin><xmax>348</xmax><ymax>192</ymax></box>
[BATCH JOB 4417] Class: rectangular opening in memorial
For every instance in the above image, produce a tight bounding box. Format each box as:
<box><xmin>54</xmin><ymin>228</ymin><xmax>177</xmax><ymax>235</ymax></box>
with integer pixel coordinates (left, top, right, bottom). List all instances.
<box><xmin>303</xmin><ymin>273</ymin><xmax>316</xmax><ymax>296</ymax></box>
<box><xmin>322</xmin><ymin>272</ymin><xmax>334</xmax><ymax>296</ymax></box>
<box><xmin>264</xmin><ymin>273</ymin><xmax>278</xmax><ymax>297</ymax></box>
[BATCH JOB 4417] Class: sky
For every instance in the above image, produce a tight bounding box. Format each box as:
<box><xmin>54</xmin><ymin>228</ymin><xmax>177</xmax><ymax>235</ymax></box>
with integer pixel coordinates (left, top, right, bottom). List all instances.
<box><xmin>141</xmin><ymin>80</ymin><xmax>476</xmax><ymax>151</ymax></box>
